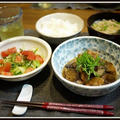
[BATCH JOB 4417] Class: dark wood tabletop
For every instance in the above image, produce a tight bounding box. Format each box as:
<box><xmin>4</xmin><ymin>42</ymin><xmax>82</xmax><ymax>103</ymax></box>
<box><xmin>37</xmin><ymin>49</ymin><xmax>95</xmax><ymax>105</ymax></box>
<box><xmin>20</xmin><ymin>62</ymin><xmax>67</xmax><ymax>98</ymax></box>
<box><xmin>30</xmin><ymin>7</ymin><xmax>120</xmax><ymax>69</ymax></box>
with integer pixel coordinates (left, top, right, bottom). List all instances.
<box><xmin>0</xmin><ymin>3</ymin><xmax>120</xmax><ymax>118</ymax></box>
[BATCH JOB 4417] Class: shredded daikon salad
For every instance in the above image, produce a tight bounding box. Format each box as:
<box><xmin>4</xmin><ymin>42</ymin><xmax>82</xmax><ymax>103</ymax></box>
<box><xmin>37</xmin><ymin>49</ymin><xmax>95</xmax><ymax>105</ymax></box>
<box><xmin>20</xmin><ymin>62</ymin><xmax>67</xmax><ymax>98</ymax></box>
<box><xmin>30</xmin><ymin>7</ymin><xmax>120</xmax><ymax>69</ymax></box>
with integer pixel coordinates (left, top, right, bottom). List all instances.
<box><xmin>91</xmin><ymin>19</ymin><xmax>120</xmax><ymax>35</ymax></box>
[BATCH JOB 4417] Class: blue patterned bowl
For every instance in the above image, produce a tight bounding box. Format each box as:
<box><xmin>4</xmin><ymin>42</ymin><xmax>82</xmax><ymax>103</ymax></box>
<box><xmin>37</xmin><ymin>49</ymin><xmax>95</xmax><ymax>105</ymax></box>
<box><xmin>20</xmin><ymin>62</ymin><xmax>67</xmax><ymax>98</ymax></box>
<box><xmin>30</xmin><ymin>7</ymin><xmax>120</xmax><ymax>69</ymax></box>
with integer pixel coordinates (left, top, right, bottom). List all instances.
<box><xmin>51</xmin><ymin>36</ymin><xmax>120</xmax><ymax>97</ymax></box>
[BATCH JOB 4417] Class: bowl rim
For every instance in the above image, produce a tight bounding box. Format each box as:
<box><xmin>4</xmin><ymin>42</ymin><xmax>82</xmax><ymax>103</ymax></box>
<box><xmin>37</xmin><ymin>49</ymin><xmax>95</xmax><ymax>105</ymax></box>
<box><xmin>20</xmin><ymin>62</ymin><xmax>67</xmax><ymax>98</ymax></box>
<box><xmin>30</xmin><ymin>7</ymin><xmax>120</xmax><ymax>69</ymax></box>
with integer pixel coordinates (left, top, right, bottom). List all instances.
<box><xmin>87</xmin><ymin>12</ymin><xmax>120</xmax><ymax>36</ymax></box>
<box><xmin>35</xmin><ymin>12</ymin><xmax>84</xmax><ymax>38</ymax></box>
<box><xmin>51</xmin><ymin>36</ymin><xmax>120</xmax><ymax>90</ymax></box>
<box><xmin>0</xmin><ymin>36</ymin><xmax>52</xmax><ymax>79</ymax></box>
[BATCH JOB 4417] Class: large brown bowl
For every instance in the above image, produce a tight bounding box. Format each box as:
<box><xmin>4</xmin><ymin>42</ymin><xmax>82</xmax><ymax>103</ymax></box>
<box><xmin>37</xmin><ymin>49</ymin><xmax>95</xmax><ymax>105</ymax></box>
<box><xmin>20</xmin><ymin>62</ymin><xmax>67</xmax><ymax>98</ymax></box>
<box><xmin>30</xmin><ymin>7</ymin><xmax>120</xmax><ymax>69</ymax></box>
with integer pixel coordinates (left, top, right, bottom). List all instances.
<box><xmin>87</xmin><ymin>12</ymin><xmax>120</xmax><ymax>45</ymax></box>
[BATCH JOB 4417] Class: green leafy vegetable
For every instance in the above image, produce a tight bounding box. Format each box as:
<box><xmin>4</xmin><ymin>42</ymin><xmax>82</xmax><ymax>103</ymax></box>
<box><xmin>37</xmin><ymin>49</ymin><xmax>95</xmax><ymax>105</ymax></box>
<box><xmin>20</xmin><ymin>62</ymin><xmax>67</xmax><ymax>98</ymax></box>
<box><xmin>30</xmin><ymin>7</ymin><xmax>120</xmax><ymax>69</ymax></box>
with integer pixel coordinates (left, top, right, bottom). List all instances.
<box><xmin>11</xmin><ymin>66</ymin><xmax>26</xmax><ymax>75</ymax></box>
<box><xmin>116</xmin><ymin>21</ymin><xmax>120</xmax><ymax>24</ymax></box>
<box><xmin>76</xmin><ymin>51</ymin><xmax>103</xmax><ymax>80</ymax></box>
<box><xmin>102</xmin><ymin>25</ymin><xmax>108</xmax><ymax>31</ymax></box>
<box><xmin>33</xmin><ymin>48</ymin><xmax>39</xmax><ymax>54</ymax></box>
<box><xmin>31</xmin><ymin>60</ymin><xmax>41</xmax><ymax>69</ymax></box>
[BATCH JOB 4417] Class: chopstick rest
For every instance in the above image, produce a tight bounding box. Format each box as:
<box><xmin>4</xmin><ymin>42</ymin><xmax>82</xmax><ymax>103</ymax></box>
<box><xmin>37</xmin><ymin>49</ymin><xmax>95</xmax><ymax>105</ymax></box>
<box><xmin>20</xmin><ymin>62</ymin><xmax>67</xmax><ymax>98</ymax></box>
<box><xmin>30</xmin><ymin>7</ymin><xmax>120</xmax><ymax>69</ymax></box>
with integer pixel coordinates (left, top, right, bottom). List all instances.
<box><xmin>12</xmin><ymin>84</ymin><xmax>33</xmax><ymax>115</ymax></box>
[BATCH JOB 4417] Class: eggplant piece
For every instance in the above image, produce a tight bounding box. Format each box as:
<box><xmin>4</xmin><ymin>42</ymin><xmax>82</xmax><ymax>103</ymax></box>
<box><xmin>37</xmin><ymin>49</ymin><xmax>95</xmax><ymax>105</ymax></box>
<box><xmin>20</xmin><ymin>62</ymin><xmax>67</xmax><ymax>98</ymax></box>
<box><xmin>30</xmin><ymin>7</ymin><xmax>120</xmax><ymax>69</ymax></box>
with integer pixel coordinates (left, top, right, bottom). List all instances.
<box><xmin>65</xmin><ymin>59</ymin><xmax>76</xmax><ymax>69</ymax></box>
<box><xmin>105</xmin><ymin>61</ymin><xmax>116</xmax><ymax>74</ymax></box>
<box><xmin>62</xmin><ymin>67</ymin><xmax>79</xmax><ymax>82</ymax></box>
<box><xmin>80</xmin><ymin>71</ymin><xmax>88</xmax><ymax>82</ymax></box>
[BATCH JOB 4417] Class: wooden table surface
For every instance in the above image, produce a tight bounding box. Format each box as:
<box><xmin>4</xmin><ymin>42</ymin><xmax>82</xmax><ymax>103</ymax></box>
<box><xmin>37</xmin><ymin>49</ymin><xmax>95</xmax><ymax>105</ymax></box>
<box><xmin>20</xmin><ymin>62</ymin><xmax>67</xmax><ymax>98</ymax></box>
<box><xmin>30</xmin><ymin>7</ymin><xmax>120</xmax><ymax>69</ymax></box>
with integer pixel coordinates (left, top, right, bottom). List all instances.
<box><xmin>1</xmin><ymin>3</ymin><xmax>120</xmax><ymax>33</ymax></box>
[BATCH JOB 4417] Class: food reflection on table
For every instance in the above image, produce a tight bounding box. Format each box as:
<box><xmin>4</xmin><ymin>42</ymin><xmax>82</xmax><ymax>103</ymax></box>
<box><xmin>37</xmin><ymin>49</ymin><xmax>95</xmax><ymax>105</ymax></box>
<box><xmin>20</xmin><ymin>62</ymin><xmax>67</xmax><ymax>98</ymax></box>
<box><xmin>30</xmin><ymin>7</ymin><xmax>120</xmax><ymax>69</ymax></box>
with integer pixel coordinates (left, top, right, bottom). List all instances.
<box><xmin>62</xmin><ymin>50</ymin><xmax>117</xmax><ymax>86</ymax></box>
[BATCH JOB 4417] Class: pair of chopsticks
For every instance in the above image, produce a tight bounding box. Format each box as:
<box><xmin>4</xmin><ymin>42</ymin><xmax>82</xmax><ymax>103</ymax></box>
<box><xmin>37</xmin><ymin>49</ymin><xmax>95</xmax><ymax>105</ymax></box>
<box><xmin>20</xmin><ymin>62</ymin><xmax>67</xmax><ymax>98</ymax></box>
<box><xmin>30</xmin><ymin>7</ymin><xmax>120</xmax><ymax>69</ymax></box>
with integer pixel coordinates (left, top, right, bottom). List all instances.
<box><xmin>1</xmin><ymin>100</ymin><xmax>114</xmax><ymax>116</ymax></box>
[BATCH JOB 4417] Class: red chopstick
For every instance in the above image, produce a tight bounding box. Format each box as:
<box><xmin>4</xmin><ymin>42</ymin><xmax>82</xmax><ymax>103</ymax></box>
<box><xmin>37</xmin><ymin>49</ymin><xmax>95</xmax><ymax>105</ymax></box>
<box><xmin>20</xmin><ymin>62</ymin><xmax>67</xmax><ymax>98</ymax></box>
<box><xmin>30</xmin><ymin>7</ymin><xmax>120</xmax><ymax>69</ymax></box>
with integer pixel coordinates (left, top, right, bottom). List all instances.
<box><xmin>41</xmin><ymin>102</ymin><xmax>113</xmax><ymax>110</ymax></box>
<box><xmin>1</xmin><ymin>100</ymin><xmax>113</xmax><ymax>109</ymax></box>
<box><xmin>1</xmin><ymin>100</ymin><xmax>114</xmax><ymax>116</ymax></box>
<box><xmin>42</xmin><ymin>105</ymin><xmax>114</xmax><ymax>116</ymax></box>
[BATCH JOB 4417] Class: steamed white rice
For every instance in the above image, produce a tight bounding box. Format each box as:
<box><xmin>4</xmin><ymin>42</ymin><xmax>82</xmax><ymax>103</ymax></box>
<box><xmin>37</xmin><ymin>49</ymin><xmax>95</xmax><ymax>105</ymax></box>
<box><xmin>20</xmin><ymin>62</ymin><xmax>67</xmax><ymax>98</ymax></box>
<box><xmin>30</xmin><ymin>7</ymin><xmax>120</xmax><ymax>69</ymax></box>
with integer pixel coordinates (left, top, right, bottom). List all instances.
<box><xmin>39</xmin><ymin>18</ymin><xmax>79</xmax><ymax>37</ymax></box>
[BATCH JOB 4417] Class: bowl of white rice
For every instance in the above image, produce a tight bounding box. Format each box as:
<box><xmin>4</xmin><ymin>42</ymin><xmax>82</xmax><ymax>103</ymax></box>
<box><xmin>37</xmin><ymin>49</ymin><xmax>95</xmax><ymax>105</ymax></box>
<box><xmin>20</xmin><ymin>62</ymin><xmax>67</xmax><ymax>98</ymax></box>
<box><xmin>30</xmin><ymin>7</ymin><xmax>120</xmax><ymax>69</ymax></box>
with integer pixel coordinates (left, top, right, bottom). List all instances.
<box><xmin>35</xmin><ymin>13</ymin><xmax>84</xmax><ymax>45</ymax></box>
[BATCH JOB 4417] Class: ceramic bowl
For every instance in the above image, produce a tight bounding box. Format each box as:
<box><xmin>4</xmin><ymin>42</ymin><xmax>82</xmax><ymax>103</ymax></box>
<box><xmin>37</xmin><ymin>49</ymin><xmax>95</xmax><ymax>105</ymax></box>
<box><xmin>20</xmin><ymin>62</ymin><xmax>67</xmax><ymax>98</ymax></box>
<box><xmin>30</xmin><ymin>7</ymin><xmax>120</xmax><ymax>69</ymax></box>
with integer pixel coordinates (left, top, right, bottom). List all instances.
<box><xmin>0</xmin><ymin>36</ymin><xmax>52</xmax><ymax>82</ymax></box>
<box><xmin>51</xmin><ymin>36</ymin><xmax>120</xmax><ymax>97</ymax></box>
<box><xmin>36</xmin><ymin>12</ymin><xmax>84</xmax><ymax>45</ymax></box>
<box><xmin>87</xmin><ymin>12</ymin><xmax>120</xmax><ymax>45</ymax></box>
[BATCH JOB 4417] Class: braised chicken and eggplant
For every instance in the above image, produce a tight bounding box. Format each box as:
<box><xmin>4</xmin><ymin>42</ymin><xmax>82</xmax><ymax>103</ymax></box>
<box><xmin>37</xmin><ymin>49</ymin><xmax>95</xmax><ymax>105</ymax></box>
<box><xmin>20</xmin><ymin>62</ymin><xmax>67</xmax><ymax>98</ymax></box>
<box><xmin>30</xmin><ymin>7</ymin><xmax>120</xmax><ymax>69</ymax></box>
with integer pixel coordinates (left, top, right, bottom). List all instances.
<box><xmin>62</xmin><ymin>50</ymin><xmax>117</xmax><ymax>86</ymax></box>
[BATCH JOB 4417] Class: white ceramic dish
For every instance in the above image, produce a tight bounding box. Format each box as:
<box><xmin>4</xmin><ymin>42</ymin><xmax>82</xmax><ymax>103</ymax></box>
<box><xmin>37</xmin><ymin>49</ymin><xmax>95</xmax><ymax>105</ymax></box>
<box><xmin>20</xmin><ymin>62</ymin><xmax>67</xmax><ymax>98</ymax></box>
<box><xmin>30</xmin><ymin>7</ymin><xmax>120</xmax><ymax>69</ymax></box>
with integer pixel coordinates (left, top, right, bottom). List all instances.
<box><xmin>35</xmin><ymin>12</ymin><xmax>84</xmax><ymax>45</ymax></box>
<box><xmin>0</xmin><ymin>36</ymin><xmax>52</xmax><ymax>82</ymax></box>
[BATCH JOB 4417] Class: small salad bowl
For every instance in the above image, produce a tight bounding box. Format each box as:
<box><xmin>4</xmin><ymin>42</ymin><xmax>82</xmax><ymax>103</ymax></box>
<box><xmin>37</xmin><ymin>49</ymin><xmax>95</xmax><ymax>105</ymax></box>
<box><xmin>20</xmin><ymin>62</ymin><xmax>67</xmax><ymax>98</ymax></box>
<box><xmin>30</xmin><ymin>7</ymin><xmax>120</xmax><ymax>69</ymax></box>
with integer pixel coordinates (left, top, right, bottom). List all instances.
<box><xmin>51</xmin><ymin>36</ymin><xmax>120</xmax><ymax>97</ymax></box>
<box><xmin>0</xmin><ymin>36</ymin><xmax>52</xmax><ymax>82</ymax></box>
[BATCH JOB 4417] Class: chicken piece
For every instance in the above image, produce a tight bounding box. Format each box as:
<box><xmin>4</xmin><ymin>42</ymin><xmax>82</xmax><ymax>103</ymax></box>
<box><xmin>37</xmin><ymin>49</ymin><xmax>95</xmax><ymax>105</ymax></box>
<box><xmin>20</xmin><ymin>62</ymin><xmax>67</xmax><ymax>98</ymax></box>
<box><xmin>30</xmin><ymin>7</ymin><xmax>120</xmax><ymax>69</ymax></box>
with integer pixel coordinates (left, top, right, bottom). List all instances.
<box><xmin>95</xmin><ymin>66</ymin><xmax>105</xmax><ymax>76</ymax></box>
<box><xmin>105</xmin><ymin>61</ymin><xmax>116</xmax><ymax>75</ymax></box>
<box><xmin>102</xmin><ymin>73</ymin><xmax>117</xmax><ymax>84</ymax></box>
<box><xmin>62</xmin><ymin>67</ymin><xmax>79</xmax><ymax>82</ymax></box>
<box><xmin>85</xmin><ymin>77</ymin><xmax>104</xmax><ymax>86</ymax></box>
<box><xmin>76</xmin><ymin>80</ymin><xmax>83</xmax><ymax>84</ymax></box>
<box><xmin>87</xmin><ymin>50</ymin><xmax>99</xmax><ymax>59</ymax></box>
